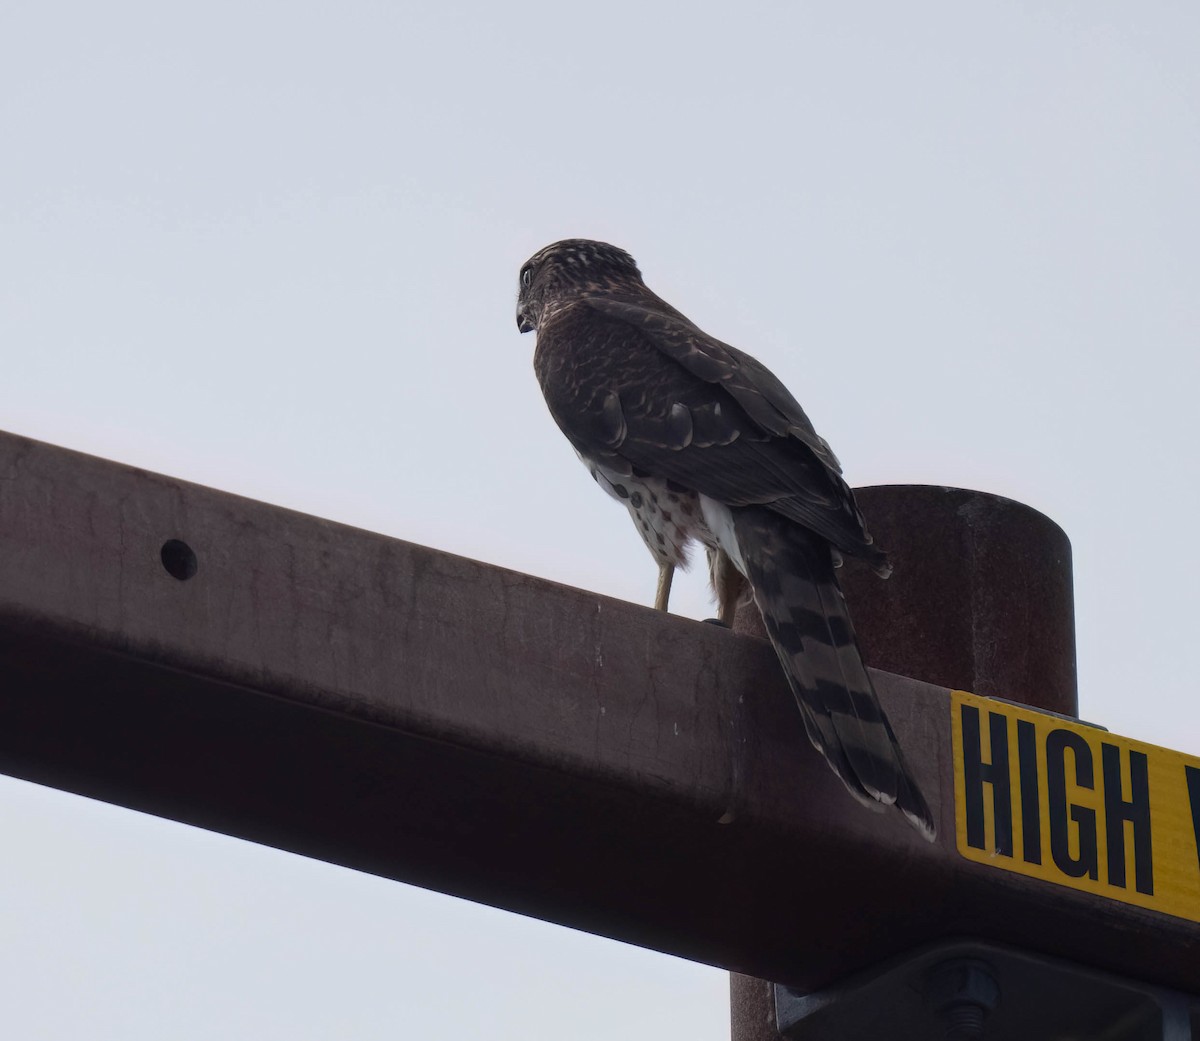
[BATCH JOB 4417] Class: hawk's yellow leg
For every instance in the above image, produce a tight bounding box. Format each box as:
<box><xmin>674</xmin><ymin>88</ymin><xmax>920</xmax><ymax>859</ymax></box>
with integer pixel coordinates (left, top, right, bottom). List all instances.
<box><xmin>654</xmin><ymin>563</ymin><xmax>675</xmax><ymax>612</ymax></box>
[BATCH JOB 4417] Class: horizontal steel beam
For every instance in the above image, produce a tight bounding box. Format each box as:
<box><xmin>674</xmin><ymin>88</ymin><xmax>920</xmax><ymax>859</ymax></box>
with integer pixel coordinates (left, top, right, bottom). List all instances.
<box><xmin>0</xmin><ymin>430</ymin><xmax>1195</xmax><ymax>992</ymax></box>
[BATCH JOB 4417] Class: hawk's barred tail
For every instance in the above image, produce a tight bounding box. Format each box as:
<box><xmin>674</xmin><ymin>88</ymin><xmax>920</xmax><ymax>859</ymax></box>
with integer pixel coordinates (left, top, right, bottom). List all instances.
<box><xmin>731</xmin><ymin>508</ymin><xmax>936</xmax><ymax>840</ymax></box>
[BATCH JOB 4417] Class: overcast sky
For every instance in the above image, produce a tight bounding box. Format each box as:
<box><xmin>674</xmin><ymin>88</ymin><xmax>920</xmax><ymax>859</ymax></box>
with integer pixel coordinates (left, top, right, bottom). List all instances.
<box><xmin>2</xmin><ymin>3</ymin><xmax>1198</xmax><ymax>1038</ymax></box>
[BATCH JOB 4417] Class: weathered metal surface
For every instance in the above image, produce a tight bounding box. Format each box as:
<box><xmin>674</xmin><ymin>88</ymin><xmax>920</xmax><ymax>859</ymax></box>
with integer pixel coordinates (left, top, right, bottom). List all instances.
<box><xmin>0</xmin><ymin>431</ymin><xmax>1195</xmax><ymax>994</ymax></box>
<box><xmin>731</xmin><ymin>974</ymin><xmax>783</xmax><ymax>1041</ymax></box>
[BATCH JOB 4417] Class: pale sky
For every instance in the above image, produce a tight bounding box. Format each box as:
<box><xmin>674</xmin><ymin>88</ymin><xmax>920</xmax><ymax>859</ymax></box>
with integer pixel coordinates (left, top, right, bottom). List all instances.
<box><xmin>2</xmin><ymin>3</ymin><xmax>1198</xmax><ymax>1038</ymax></box>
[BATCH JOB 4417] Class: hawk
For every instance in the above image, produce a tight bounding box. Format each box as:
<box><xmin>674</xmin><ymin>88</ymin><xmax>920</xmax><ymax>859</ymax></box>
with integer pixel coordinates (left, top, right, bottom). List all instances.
<box><xmin>517</xmin><ymin>239</ymin><xmax>934</xmax><ymax>839</ymax></box>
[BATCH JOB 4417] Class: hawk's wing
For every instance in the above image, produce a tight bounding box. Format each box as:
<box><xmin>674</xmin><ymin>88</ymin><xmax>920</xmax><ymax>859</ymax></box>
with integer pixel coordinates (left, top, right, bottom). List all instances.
<box><xmin>540</xmin><ymin>296</ymin><xmax>886</xmax><ymax>568</ymax></box>
<box><xmin>583</xmin><ymin>296</ymin><xmax>843</xmax><ymax>470</ymax></box>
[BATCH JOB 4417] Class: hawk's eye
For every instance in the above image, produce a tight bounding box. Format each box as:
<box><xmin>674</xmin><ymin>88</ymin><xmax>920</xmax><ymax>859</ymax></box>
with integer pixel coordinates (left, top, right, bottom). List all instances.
<box><xmin>521</xmin><ymin>266</ymin><xmax>533</xmax><ymax>288</ymax></box>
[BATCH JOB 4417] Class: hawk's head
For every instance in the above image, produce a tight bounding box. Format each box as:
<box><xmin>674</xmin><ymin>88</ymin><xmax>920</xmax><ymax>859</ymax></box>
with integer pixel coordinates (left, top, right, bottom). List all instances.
<box><xmin>516</xmin><ymin>239</ymin><xmax>642</xmax><ymax>333</ymax></box>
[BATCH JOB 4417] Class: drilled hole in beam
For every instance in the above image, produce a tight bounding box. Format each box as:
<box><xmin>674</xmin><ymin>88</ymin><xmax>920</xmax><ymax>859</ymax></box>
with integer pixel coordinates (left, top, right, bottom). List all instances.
<box><xmin>160</xmin><ymin>539</ymin><xmax>198</xmax><ymax>581</ymax></box>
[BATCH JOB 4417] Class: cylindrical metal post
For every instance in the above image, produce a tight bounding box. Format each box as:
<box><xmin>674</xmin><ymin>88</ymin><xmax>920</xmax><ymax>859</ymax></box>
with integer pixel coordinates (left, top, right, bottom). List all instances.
<box><xmin>843</xmin><ymin>486</ymin><xmax>1077</xmax><ymax>716</ymax></box>
<box><xmin>729</xmin><ymin>485</ymin><xmax>1078</xmax><ymax>1038</ymax></box>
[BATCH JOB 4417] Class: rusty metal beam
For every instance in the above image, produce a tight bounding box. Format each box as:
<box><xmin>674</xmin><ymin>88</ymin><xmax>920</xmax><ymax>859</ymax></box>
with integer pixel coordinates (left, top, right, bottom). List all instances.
<box><xmin>0</xmin><ymin>430</ymin><xmax>1195</xmax><ymax>993</ymax></box>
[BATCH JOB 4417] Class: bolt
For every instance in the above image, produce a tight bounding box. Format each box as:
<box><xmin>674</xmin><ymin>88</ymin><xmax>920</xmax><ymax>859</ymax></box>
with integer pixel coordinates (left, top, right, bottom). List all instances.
<box><xmin>925</xmin><ymin>958</ymin><xmax>1000</xmax><ymax>1040</ymax></box>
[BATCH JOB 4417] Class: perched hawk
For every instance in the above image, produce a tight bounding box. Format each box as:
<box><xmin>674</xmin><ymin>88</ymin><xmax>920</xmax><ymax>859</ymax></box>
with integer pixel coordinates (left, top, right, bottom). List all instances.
<box><xmin>517</xmin><ymin>239</ymin><xmax>933</xmax><ymax>839</ymax></box>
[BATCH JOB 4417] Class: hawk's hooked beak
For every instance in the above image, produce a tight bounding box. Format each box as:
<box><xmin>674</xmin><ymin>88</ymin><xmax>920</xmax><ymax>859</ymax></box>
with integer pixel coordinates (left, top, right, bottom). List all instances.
<box><xmin>516</xmin><ymin>308</ymin><xmax>535</xmax><ymax>334</ymax></box>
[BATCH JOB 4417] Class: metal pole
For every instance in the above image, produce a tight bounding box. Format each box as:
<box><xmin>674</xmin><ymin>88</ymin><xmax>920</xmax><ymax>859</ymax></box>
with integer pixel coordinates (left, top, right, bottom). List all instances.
<box><xmin>729</xmin><ymin>484</ymin><xmax>1078</xmax><ymax>1038</ymax></box>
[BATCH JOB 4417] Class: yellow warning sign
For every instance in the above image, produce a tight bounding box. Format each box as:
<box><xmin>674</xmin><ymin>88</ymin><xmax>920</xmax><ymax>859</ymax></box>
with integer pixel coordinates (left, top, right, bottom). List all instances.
<box><xmin>951</xmin><ymin>689</ymin><xmax>1200</xmax><ymax>923</ymax></box>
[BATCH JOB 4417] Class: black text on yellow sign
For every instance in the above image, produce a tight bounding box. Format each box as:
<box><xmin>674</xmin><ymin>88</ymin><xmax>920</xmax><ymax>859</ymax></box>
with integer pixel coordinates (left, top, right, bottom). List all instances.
<box><xmin>951</xmin><ymin>690</ymin><xmax>1200</xmax><ymax>923</ymax></box>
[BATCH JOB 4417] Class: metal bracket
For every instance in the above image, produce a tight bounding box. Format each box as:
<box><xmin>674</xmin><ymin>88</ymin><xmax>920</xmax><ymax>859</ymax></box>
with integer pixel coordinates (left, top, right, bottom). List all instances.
<box><xmin>775</xmin><ymin>938</ymin><xmax>1199</xmax><ymax>1040</ymax></box>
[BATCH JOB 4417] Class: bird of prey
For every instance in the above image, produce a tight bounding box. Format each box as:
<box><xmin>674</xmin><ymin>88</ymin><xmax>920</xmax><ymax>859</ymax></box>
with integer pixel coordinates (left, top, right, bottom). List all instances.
<box><xmin>516</xmin><ymin>238</ymin><xmax>933</xmax><ymax>839</ymax></box>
